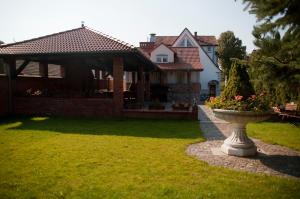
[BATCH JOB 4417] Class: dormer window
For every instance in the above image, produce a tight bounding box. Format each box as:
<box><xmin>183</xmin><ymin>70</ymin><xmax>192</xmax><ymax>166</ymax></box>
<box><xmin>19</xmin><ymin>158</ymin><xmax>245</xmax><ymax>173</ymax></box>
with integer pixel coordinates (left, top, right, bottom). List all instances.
<box><xmin>207</xmin><ymin>46</ymin><xmax>212</xmax><ymax>52</ymax></box>
<box><xmin>156</xmin><ymin>54</ymin><xmax>168</xmax><ymax>63</ymax></box>
<box><xmin>179</xmin><ymin>37</ymin><xmax>194</xmax><ymax>47</ymax></box>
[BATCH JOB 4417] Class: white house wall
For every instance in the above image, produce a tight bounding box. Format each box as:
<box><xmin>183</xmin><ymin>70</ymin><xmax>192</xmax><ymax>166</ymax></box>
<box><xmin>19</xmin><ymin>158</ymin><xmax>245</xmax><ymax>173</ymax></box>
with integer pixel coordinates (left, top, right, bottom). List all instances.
<box><xmin>199</xmin><ymin>47</ymin><xmax>221</xmax><ymax>95</ymax></box>
<box><xmin>150</xmin><ymin>45</ymin><xmax>174</xmax><ymax>63</ymax></box>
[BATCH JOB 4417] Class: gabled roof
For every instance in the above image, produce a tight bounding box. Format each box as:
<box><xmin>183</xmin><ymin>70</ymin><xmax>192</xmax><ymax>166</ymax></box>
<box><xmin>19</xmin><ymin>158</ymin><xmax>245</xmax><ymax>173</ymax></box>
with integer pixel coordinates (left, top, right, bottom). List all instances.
<box><xmin>158</xmin><ymin>47</ymin><xmax>202</xmax><ymax>71</ymax></box>
<box><xmin>0</xmin><ymin>26</ymin><xmax>135</xmax><ymax>55</ymax></box>
<box><xmin>154</xmin><ymin>35</ymin><xmax>217</xmax><ymax>46</ymax></box>
<box><xmin>152</xmin><ymin>43</ymin><xmax>176</xmax><ymax>53</ymax></box>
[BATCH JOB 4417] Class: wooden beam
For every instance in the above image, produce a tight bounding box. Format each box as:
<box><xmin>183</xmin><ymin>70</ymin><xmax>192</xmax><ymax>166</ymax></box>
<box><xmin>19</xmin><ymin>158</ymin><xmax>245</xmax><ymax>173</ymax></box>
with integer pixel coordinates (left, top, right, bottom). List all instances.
<box><xmin>14</xmin><ymin>60</ymin><xmax>30</xmax><ymax>77</ymax></box>
<box><xmin>39</xmin><ymin>61</ymin><xmax>48</xmax><ymax>77</ymax></box>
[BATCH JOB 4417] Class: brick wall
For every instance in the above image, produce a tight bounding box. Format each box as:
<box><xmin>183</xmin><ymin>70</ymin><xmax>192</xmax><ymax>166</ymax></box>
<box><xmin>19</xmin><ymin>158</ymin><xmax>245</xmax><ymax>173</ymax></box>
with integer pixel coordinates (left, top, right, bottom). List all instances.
<box><xmin>15</xmin><ymin>97</ymin><xmax>115</xmax><ymax>117</ymax></box>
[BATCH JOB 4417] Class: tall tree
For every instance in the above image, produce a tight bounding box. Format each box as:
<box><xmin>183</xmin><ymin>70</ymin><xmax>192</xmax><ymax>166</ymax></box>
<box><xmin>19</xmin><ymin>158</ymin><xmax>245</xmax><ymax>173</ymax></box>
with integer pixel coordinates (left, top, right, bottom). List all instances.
<box><xmin>241</xmin><ymin>0</ymin><xmax>300</xmax><ymax>105</ymax></box>
<box><xmin>216</xmin><ymin>31</ymin><xmax>246</xmax><ymax>82</ymax></box>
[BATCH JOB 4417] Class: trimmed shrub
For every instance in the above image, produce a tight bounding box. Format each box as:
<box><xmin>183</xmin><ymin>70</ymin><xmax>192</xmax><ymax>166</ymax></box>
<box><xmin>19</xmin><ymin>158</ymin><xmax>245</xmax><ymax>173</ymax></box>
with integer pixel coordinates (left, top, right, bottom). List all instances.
<box><xmin>222</xmin><ymin>60</ymin><xmax>255</xmax><ymax>100</ymax></box>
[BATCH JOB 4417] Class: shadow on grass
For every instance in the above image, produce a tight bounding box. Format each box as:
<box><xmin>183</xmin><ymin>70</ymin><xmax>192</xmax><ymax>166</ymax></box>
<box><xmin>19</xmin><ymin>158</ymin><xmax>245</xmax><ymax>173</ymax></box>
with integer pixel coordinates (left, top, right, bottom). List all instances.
<box><xmin>258</xmin><ymin>153</ymin><xmax>300</xmax><ymax>178</ymax></box>
<box><xmin>0</xmin><ymin>116</ymin><xmax>202</xmax><ymax>139</ymax></box>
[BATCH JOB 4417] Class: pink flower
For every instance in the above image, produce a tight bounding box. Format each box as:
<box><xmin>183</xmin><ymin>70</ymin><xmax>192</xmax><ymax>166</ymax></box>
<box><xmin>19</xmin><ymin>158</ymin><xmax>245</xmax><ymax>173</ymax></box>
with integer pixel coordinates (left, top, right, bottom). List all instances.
<box><xmin>209</xmin><ymin>97</ymin><xmax>216</xmax><ymax>102</ymax></box>
<box><xmin>251</xmin><ymin>95</ymin><xmax>256</xmax><ymax>100</ymax></box>
<box><xmin>234</xmin><ymin>95</ymin><xmax>243</xmax><ymax>101</ymax></box>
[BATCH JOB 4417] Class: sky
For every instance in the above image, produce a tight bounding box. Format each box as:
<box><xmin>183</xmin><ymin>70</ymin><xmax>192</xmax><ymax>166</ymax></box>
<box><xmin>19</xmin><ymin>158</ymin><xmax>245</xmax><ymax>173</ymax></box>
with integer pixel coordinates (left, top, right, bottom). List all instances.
<box><xmin>0</xmin><ymin>0</ymin><xmax>257</xmax><ymax>52</ymax></box>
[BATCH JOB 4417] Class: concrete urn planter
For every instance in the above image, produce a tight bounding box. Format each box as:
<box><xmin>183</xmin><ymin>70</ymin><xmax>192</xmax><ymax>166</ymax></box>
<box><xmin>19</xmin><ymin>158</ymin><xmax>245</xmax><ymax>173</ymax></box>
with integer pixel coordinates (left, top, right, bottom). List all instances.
<box><xmin>212</xmin><ymin>109</ymin><xmax>272</xmax><ymax>157</ymax></box>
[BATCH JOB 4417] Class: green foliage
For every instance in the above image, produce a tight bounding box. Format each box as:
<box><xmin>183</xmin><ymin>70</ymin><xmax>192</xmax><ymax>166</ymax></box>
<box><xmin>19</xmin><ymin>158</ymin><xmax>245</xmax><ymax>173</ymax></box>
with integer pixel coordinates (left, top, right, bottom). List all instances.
<box><xmin>0</xmin><ymin>117</ymin><xmax>300</xmax><ymax>198</ymax></box>
<box><xmin>222</xmin><ymin>60</ymin><xmax>255</xmax><ymax>99</ymax></box>
<box><xmin>241</xmin><ymin>0</ymin><xmax>300</xmax><ymax>105</ymax></box>
<box><xmin>216</xmin><ymin>31</ymin><xmax>246</xmax><ymax>79</ymax></box>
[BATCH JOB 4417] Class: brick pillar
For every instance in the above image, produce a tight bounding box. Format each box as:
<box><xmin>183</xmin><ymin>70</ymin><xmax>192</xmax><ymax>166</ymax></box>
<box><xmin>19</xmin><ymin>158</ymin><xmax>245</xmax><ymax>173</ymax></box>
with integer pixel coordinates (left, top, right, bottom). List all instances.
<box><xmin>39</xmin><ymin>61</ymin><xmax>48</xmax><ymax>77</ymax></box>
<box><xmin>6</xmin><ymin>59</ymin><xmax>16</xmax><ymax>115</ymax></box>
<box><xmin>145</xmin><ymin>72</ymin><xmax>150</xmax><ymax>101</ymax></box>
<box><xmin>137</xmin><ymin>66</ymin><xmax>144</xmax><ymax>105</ymax></box>
<box><xmin>113</xmin><ymin>57</ymin><xmax>124</xmax><ymax>116</ymax></box>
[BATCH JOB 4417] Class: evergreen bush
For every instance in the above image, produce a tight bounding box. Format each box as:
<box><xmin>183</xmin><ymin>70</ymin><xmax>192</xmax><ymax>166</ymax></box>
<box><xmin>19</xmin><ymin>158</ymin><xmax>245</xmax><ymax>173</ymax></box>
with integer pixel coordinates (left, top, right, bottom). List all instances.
<box><xmin>222</xmin><ymin>60</ymin><xmax>255</xmax><ymax>100</ymax></box>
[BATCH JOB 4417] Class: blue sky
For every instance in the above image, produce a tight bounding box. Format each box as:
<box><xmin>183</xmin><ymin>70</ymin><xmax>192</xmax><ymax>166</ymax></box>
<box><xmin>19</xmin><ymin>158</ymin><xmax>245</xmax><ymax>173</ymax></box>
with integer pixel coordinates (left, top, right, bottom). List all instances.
<box><xmin>0</xmin><ymin>0</ymin><xmax>257</xmax><ymax>52</ymax></box>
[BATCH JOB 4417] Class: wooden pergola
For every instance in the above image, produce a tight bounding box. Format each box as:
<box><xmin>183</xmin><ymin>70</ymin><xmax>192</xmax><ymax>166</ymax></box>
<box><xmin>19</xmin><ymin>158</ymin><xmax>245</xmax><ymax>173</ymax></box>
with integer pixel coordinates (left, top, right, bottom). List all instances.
<box><xmin>0</xmin><ymin>26</ymin><xmax>157</xmax><ymax>117</ymax></box>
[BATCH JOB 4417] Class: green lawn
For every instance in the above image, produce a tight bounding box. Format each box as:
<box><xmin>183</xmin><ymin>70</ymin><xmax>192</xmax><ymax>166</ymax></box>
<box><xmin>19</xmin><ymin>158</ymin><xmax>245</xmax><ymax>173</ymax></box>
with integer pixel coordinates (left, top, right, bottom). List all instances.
<box><xmin>248</xmin><ymin>121</ymin><xmax>300</xmax><ymax>151</ymax></box>
<box><xmin>0</xmin><ymin>117</ymin><xmax>299</xmax><ymax>199</ymax></box>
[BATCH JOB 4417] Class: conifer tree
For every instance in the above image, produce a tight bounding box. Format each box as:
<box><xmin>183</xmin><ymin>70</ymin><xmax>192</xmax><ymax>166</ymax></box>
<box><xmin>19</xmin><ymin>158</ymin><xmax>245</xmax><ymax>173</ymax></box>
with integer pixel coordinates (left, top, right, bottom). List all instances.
<box><xmin>241</xmin><ymin>0</ymin><xmax>300</xmax><ymax>105</ymax></box>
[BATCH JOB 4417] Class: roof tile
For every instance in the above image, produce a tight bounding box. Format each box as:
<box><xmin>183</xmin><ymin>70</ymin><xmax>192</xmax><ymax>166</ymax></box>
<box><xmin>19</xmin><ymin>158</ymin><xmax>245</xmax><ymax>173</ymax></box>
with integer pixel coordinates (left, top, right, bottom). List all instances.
<box><xmin>0</xmin><ymin>27</ymin><xmax>134</xmax><ymax>55</ymax></box>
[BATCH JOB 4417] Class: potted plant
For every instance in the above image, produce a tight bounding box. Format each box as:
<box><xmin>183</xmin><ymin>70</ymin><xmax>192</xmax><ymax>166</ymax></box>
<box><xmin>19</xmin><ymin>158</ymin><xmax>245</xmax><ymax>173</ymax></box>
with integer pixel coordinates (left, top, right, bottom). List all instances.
<box><xmin>206</xmin><ymin>60</ymin><xmax>273</xmax><ymax>156</ymax></box>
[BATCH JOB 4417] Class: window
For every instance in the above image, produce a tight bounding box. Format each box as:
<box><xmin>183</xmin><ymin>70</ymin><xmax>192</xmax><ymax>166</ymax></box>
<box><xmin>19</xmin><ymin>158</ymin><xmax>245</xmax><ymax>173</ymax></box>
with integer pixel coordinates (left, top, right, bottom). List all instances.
<box><xmin>178</xmin><ymin>37</ymin><xmax>194</xmax><ymax>47</ymax></box>
<box><xmin>186</xmin><ymin>39</ymin><xmax>193</xmax><ymax>47</ymax></box>
<box><xmin>156</xmin><ymin>54</ymin><xmax>168</xmax><ymax>63</ymax></box>
<box><xmin>207</xmin><ymin>46</ymin><xmax>212</xmax><ymax>52</ymax></box>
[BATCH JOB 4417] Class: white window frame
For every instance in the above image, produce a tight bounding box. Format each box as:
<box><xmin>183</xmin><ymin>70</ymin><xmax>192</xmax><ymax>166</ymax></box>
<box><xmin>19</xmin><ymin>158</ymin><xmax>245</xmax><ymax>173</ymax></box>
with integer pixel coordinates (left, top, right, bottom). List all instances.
<box><xmin>156</xmin><ymin>54</ymin><xmax>168</xmax><ymax>63</ymax></box>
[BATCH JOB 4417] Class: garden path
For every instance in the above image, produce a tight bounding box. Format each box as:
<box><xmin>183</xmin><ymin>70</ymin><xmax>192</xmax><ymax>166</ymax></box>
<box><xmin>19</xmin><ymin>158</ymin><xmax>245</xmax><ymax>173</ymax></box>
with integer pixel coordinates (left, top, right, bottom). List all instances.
<box><xmin>187</xmin><ymin>105</ymin><xmax>300</xmax><ymax>179</ymax></box>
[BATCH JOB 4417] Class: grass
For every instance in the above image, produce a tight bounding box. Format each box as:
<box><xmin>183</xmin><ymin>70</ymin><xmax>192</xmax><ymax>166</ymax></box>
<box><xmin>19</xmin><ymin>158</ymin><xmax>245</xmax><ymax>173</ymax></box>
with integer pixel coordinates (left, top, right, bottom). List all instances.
<box><xmin>0</xmin><ymin>117</ymin><xmax>299</xmax><ymax>198</ymax></box>
<box><xmin>248</xmin><ymin>121</ymin><xmax>300</xmax><ymax>151</ymax></box>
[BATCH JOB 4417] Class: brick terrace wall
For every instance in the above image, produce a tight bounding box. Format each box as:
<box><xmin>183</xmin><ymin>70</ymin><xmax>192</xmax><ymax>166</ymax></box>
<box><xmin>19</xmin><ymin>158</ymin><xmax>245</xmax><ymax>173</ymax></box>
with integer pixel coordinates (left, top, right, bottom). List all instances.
<box><xmin>123</xmin><ymin>109</ymin><xmax>197</xmax><ymax>120</ymax></box>
<box><xmin>15</xmin><ymin>97</ymin><xmax>114</xmax><ymax>117</ymax></box>
<box><xmin>0</xmin><ymin>76</ymin><xmax>8</xmax><ymax>116</ymax></box>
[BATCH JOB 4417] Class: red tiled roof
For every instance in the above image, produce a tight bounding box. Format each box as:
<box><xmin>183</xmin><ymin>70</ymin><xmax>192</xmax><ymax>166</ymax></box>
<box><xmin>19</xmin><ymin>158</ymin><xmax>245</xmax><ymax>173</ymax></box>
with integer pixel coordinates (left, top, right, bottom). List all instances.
<box><xmin>195</xmin><ymin>36</ymin><xmax>217</xmax><ymax>46</ymax></box>
<box><xmin>138</xmin><ymin>46</ymin><xmax>202</xmax><ymax>71</ymax></box>
<box><xmin>158</xmin><ymin>48</ymin><xmax>202</xmax><ymax>71</ymax></box>
<box><xmin>154</xmin><ymin>35</ymin><xmax>217</xmax><ymax>46</ymax></box>
<box><xmin>0</xmin><ymin>26</ymin><xmax>134</xmax><ymax>55</ymax></box>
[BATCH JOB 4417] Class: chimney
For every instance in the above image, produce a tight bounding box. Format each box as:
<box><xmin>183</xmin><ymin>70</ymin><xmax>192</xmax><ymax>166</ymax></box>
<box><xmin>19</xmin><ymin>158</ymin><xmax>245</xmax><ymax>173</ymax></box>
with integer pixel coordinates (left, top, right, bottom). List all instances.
<box><xmin>194</xmin><ymin>31</ymin><xmax>197</xmax><ymax>37</ymax></box>
<box><xmin>149</xmin><ymin>33</ymin><xmax>156</xmax><ymax>42</ymax></box>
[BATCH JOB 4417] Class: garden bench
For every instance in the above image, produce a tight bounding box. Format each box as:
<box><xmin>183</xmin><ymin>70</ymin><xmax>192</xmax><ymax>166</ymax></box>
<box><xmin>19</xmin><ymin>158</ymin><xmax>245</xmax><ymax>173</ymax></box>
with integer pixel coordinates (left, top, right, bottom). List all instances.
<box><xmin>278</xmin><ymin>103</ymin><xmax>300</xmax><ymax>121</ymax></box>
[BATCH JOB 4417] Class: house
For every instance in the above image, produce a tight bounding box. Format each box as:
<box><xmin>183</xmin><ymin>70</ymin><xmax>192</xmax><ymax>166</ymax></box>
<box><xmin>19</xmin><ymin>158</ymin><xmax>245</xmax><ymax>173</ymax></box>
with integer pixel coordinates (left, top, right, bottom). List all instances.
<box><xmin>139</xmin><ymin>28</ymin><xmax>221</xmax><ymax>103</ymax></box>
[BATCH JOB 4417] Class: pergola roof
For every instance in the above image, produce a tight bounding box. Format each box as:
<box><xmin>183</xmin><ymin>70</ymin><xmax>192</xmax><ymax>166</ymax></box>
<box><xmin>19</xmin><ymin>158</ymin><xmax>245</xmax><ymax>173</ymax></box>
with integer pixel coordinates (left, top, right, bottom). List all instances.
<box><xmin>0</xmin><ymin>26</ymin><xmax>134</xmax><ymax>55</ymax></box>
<box><xmin>0</xmin><ymin>26</ymin><xmax>158</xmax><ymax>71</ymax></box>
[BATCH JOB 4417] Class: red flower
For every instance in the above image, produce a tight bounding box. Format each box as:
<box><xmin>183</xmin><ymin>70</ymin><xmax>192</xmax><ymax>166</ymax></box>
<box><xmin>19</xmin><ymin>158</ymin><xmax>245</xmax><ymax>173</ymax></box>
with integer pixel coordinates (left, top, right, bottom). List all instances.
<box><xmin>234</xmin><ymin>95</ymin><xmax>243</xmax><ymax>101</ymax></box>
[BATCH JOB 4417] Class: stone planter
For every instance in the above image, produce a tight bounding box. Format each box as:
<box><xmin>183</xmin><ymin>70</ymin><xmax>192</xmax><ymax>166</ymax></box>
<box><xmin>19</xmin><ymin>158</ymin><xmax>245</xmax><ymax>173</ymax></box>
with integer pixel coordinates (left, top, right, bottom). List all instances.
<box><xmin>212</xmin><ymin>109</ymin><xmax>272</xmax><ymax>157</ymax></box>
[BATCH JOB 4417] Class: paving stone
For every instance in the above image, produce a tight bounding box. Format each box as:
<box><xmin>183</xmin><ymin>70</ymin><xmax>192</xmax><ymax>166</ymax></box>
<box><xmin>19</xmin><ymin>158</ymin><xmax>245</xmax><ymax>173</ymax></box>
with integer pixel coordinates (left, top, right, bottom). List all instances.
<box><xmin>187</xmin><ymin>105</ymin><xmax>300</xmax><ymax>179</ymax></box>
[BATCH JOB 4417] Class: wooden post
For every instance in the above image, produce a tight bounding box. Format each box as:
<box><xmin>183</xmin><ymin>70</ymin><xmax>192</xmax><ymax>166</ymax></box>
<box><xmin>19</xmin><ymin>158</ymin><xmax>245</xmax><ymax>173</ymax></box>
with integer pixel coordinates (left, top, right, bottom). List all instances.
<box><xmin>187</xmin><ymin>70</ymin><xmax>192</xmax><ymax>102</ymax></box>
<box><xmin>95</xmin><ymin>69</ymin><xmax>100</xmax><ymax>90</ymax></box>
<box><xmin>132</xmin><ymin>71</ymin><xmax>136</xmax><ymax>83</ymax></box>
<box><xmin>113</xmin><ymin>57</ymin><xmax>124</xmax><ymax>116</ymax></box>
<box><xmin>39</xmin><ymin>61</ymin><xmax>48</xmax><ymax>77</ymax></box>
<box><xmin>145</xmin><ymin>72</ymin><xmax>150</xmax><ymax>101</ymax></box>
<box><xmin>137</xmin><ymin>66</ymin><xmax>144</xmax><ymax>105</ymax></box>
<box><xmin>6</xmin><ymin>59</ymin><xmax>16</xmax><ymax>115</ymax></box>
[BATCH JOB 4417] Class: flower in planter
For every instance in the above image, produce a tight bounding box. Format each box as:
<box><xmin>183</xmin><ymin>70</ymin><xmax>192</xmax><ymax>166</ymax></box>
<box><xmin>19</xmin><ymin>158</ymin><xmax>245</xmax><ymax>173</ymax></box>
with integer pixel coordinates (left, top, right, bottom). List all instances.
<box><xmin>234</xmin><ymin>95</ymin><xmax>243</xmax><ymax>101</ymax></box>
<box><xmin>206</xmin><ymin>60</ymin><xmax>271</xmax><ymax>112</ymax></box>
